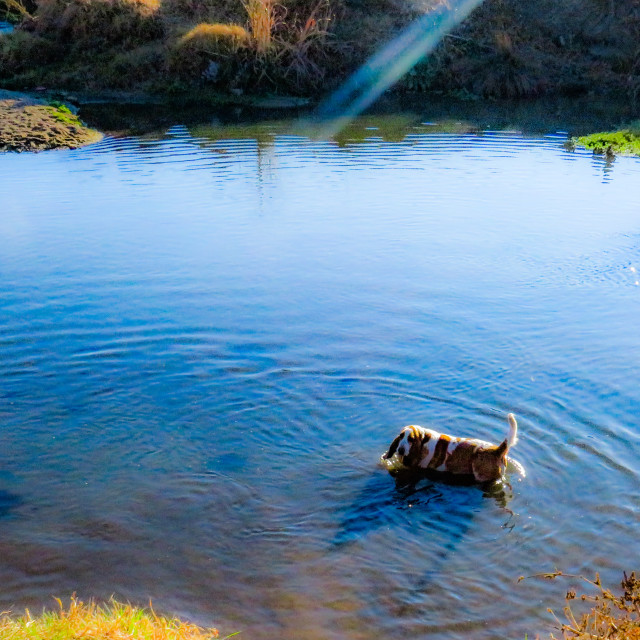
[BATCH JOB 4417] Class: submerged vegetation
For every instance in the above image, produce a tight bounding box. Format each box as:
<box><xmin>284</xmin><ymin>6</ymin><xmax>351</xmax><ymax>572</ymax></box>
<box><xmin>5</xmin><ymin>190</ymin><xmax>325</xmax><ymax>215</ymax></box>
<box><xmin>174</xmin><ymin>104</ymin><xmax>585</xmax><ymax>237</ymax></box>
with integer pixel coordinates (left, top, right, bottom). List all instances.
<box><xmin>576</xmin><ymin>124</ymin><xmax>640</xmax><ymax>157</ymax></box>
<box><xmin>0</xmin><ymin>0</ymin><xmax>639</xmax><ymax>101</ymax></box>
<box><xmin>0</xmin><ymin>595</ymin><xmax>222</xmax><ymax>640</ymax></box>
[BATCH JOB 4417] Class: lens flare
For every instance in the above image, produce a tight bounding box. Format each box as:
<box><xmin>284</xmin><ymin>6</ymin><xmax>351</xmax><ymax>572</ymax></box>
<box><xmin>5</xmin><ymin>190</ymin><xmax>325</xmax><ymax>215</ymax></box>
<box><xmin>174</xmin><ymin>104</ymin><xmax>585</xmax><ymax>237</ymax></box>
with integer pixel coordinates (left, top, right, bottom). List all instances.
<box><xmin>310</xmin><ymin>0</ymin><xmax>484</xmax><ymax>138</ymax></box>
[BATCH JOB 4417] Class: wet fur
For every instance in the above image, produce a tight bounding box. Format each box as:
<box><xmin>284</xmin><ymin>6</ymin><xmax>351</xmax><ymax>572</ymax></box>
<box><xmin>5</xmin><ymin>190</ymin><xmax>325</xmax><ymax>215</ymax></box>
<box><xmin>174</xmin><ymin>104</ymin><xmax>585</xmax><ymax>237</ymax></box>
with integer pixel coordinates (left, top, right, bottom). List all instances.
<box><xmin>383</xmin><ymin>413</ymin><xmax>518</xmax><ymax>483</ymax></box>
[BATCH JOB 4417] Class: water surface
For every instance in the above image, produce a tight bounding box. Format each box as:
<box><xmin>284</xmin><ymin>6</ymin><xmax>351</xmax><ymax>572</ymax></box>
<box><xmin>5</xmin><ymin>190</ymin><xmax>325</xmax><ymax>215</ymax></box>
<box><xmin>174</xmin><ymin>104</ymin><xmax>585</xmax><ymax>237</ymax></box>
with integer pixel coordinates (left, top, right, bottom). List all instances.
<box><xmin>1</xmin><ymin>107</ymin><xmax>639</xmax><ymax>639</ymax></box>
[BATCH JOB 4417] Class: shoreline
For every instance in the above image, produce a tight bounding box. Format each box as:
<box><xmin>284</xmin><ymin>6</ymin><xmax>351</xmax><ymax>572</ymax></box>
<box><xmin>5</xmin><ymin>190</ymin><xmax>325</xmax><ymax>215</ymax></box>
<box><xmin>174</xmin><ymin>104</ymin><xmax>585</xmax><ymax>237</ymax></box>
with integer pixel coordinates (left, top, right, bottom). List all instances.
<box><xmin>1</xmin><ymin>86</ymin><xmax>639</xmax><ymax>155</ymax></box>
<box><xmin>2</xmin><ymin>0</ymin><xmax>640</xmax><ymax>152</ymax></box>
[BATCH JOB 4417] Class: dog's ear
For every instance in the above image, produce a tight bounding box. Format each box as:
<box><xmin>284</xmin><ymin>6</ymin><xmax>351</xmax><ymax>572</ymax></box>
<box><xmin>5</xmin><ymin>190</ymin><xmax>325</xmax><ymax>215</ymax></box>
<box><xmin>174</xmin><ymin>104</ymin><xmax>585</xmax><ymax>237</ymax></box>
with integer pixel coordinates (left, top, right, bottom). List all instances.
<box><xmin>383</xmin><ymin>433</ymin><xmax>403</xmax><ymax>459</ymax></box>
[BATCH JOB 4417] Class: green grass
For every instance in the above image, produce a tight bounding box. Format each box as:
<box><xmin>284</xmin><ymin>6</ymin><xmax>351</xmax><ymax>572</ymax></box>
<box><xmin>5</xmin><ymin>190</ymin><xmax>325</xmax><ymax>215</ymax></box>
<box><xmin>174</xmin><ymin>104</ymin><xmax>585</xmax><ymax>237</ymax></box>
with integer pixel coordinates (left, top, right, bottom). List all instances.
<box><xmin>576</xmin><ymin>124</ymin><xmax>640</xmax><ymax>157</ymax></box>
<box><xmin>0</xmin><ymin>595</ymin><xmax>224</xmax><ymax>640</ymax></box>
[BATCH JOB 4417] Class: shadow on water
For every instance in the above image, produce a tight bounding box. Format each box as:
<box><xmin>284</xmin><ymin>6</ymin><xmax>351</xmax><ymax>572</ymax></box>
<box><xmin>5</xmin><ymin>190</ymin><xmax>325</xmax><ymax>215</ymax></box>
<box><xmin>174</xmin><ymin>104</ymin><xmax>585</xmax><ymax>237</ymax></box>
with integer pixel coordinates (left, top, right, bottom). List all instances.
<box><xmin>332</xmin><ymin>466</ymin><xmax>514</xmax><ymax>550</ymax></box>
<box><xmin>339</xmin><ymin>470</ymin><xmax>522</xmax><ymax>629</ymax></box>
<box><xmin>0</xmin><ymin>490</ymin><xmax>22</xmax><ymax>519</ymax></box>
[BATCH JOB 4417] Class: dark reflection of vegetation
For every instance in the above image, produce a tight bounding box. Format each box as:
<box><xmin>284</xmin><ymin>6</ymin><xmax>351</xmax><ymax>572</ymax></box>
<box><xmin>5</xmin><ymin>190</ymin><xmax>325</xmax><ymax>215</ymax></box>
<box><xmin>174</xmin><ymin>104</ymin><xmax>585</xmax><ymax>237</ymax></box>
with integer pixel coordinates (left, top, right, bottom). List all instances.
<box><xmin>79</xmin><ymin>101</ymin><xmax>301</xmax><ymax>138</ymax></box>
<box><xmin>80</xmin><ymin>95</ymin><xmax>638</xmax><ymax>150</ymax></box>
<box><xmin>327</xmin><ymin>114</ymin><xmax>422</xmax><ymax>145</ymax></box>
<box><xmin>189</xmin><ymin>121</ymin><xmax>280</xmax><ymax>147</ymax></box>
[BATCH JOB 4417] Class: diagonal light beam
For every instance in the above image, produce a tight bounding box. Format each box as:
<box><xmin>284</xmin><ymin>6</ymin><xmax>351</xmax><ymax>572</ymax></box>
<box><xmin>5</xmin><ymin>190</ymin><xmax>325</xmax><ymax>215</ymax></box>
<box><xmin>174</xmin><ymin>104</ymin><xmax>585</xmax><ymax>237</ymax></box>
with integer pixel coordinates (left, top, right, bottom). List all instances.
<box><xmin>311</xmin><ymin>0</ymin><xmax>485</xmax><ymax>138</ymax></box>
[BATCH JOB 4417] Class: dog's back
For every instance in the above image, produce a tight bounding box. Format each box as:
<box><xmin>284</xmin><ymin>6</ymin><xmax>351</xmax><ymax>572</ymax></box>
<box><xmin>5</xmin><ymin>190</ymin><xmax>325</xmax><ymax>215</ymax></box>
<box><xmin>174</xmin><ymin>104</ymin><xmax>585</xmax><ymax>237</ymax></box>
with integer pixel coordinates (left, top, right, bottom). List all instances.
<box><xmin>383</xmin><ymin>413</ymin><xmax>519</xmax><ymax>483</ymax></box>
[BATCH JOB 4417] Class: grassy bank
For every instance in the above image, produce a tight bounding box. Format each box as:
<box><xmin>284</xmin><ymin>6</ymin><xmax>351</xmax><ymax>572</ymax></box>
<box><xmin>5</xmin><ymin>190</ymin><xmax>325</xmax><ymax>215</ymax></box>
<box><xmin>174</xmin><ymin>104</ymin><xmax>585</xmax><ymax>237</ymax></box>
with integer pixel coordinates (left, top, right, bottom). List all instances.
<box><xmin>0</xmin><ymin>595</ymin><xmax>222</xmax><ymax>640</ymax></box>
<box><xmin>1</xmin><ymin>0</ymin><xmax>640</xmax><ymax>102</ymax></box>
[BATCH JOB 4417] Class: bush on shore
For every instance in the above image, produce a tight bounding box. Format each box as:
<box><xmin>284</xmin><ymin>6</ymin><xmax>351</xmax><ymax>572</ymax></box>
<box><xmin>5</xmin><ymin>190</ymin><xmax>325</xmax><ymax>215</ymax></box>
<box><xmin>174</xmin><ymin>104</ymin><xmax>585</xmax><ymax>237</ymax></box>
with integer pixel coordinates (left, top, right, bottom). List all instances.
<box><xmin>0</xmin><ymin>595</ymin><xmax>221</xmax><ymax>640</ymax></box>
<box><xmin>170</xmin><ymin>22</ymin><xmax>250</xmax><ymax>79</ymax></box>
<box><xmin>34</xmin><ymin>0</ymin><xmax>164</xmax><ymax>49</ymax></box>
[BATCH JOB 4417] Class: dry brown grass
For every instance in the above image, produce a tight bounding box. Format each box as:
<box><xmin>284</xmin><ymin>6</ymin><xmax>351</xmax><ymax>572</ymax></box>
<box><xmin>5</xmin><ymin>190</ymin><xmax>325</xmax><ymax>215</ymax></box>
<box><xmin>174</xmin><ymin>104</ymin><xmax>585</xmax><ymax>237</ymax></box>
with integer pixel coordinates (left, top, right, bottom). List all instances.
<box><xmin>169</xmin><ymin>0</ymin><xmax>332</xmax><ymax>91</ymax></box>
<box><xmin>1</xmin><ymin>0</ymin><xmax>32</xmax><ymax>18</ymax></box>
<box><xmin>420</xmin><ymin>0</ymin><xmax>640</xmax><ymax>99</ymax></box>
<box><xmin>170</xmin><ymin>22</ymin><xmax>249</xmax><ymax>77</ymax></box>
<box><xmin>179</xmin><ymin>22</ymin><xmax>250</xmax><ymax>51</ymax></box>
<box><xmin>243</xmin><ymin>0</ymin><xmax>276</xmax><ymax>54</ymax></box>
<box><xmin>525</xmin><ymin>571</ymin><xmax>640</xmax><ymax>640</ymax></box>
<box><xmin>0</xmin><ymin>595</ymin><xmax>222</xmax><ymax>640</ymax></box>
<box><xmin>268</xmin><ymin>0</ymin><xmax>332</xmax><ymax>88</ymax></box>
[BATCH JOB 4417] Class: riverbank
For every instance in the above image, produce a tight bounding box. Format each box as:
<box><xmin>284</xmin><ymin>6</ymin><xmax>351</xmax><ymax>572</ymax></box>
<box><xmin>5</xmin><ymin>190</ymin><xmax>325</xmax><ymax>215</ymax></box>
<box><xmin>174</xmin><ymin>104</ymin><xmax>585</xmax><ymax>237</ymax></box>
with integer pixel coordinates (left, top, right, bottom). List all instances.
<box><xmin>0</xmin><ymin>90</ymin><xmax>102</xmax><ymax>151</ymax></box>
<box><xmin>1</xmin><ymin>0</ymin><xmax>639</xmax><ymax>104</ymax></box>
<box><xmin>1</xmin><ymin>572</ymin><xmax>638</xmax><ymax>640</ymax></box>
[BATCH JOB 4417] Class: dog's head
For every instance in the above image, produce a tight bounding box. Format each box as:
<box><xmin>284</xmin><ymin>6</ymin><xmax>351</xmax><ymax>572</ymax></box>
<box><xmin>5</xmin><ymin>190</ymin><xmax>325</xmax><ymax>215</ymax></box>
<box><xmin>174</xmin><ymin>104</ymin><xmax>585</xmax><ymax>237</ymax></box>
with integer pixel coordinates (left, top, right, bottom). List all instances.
<box><xmin>382</xmin><ymin>425</ymin><xmax>430</xmax><ymax>468</ymax></box>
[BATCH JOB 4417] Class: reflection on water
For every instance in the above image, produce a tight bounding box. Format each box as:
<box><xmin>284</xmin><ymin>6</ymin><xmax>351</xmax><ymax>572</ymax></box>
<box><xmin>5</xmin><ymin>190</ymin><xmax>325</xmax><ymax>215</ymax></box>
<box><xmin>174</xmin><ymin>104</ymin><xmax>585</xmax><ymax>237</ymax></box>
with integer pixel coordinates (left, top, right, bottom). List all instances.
<box><xmin>0</xmin><ymin>105</ymin><xmax>639</xmax><ymax>639</ymax></box>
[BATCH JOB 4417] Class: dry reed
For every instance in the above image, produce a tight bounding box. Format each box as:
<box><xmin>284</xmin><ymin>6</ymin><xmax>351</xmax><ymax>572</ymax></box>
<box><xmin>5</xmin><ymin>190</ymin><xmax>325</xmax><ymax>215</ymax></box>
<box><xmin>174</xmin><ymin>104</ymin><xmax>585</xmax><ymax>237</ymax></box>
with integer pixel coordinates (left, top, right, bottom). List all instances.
<box><xmin>524</xmin><ymin>570</ymin><xmax>640</xmax><ymax>639</ymax></box>
<box><xmin>243</xmin><ymin>0</ymin><xmax>276</xmax><ymax>54</ymax></box>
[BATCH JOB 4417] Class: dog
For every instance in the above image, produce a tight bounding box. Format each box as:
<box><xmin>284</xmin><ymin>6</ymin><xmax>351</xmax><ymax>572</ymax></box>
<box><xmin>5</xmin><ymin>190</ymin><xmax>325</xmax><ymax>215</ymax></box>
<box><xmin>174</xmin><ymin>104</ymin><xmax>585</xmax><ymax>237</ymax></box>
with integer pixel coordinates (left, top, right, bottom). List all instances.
<box><xmin>382</xmin><ymin>413</ymin><xmax>519</xmax><ymax>483</ymax></box>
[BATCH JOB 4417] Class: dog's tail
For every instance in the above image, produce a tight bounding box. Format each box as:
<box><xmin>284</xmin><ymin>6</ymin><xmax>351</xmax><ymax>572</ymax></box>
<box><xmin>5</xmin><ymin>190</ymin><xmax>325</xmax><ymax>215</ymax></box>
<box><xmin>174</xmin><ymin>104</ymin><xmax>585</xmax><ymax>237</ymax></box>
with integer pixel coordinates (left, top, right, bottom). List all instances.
<box><xmin>494</xmin><ymin>413</ymin><xmax>518</xmax><ymax>457</ymax></box>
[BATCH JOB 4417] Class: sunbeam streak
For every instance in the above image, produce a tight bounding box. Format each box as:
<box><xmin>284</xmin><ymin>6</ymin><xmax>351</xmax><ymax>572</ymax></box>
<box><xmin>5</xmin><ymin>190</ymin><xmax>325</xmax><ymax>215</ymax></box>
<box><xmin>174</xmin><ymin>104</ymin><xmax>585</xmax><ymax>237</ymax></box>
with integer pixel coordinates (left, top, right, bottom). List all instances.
<box><xmin>311</xmin><ymin>0</ymin><xmax>484</xmax><ymax>138</ymax></box>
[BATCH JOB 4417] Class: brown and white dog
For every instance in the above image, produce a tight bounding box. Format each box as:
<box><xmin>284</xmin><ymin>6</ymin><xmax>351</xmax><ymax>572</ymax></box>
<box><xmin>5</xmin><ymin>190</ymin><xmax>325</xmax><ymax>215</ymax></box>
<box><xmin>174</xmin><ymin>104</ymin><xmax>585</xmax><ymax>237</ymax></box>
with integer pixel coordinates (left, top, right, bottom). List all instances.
<box><xmin>382</xmin><ymin>413</ymin><xmax>519</xmax><ymax>483</ymax></box>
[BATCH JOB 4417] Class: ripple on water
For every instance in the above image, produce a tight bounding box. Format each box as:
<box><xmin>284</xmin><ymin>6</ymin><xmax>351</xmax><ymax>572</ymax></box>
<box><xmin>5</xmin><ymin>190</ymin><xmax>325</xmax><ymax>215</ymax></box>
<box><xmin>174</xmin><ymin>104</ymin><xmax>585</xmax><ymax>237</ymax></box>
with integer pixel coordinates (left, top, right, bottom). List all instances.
<box><xmin>0</xmin><ymin>117</ymin><xmax>639</xmax><ymax>639</ymax></box>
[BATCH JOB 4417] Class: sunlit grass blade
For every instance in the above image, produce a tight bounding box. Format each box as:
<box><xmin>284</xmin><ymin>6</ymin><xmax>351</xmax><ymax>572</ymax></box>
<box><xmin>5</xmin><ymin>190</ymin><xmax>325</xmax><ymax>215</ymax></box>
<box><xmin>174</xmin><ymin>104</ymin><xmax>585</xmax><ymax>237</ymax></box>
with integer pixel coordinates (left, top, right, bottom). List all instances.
<box><xmin>0</xmin><ymin>595</ymin><xmax>221</xmax><ymax>640</ymax></box>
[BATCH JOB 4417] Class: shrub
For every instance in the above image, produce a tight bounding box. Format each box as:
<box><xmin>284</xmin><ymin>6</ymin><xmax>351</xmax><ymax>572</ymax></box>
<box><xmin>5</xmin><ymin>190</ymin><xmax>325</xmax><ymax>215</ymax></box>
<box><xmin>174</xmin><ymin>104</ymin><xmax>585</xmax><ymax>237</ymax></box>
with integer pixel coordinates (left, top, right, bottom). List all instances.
<box><xmin>102</xmin><ymin>42</ymin><xmax>165</xmax><ymax>87</ymax></box>
<box><xmin>267</xmin><ymin>0</ymin><xmax>334</xmax><ymax>91</ymax></box>
<box><xmin>170</xmin><ymin>22</ymin><xmax>250</xmax><ymax>78</ymax></box>
<box><xmin>0</xmin><ymin>30</ymin><xmax>63</xmax><ymax>75</ymax></box>
<box><xmin>159</xmin><ymin>0</ymin><xmax>239</xmax><ymax>22</ymax></box>
<box><xmin>35</xmin><ymin>0</ymin><xmax>163</xmax><ymax>49</ymax></box>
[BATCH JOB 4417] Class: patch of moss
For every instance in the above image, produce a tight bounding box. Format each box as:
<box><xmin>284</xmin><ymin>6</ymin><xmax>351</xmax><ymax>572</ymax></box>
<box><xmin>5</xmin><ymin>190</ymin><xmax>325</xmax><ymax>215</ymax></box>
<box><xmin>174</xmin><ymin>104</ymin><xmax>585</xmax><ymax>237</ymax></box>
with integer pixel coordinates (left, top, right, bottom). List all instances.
<box><xmin>576</xmin><ymin>124</ymin><xmax>640</xmax><ymax>157</ymax></box>
<box><xmin>45</xmin><ymin>102</ymin><xmax>80</xmax><ymax>125</ymax></box>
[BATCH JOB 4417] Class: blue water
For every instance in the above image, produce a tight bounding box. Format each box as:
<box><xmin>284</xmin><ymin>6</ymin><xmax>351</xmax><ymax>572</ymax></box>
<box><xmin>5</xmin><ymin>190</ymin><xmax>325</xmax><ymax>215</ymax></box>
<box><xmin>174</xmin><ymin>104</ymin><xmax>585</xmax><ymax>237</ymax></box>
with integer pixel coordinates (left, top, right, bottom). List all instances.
<box><xmin>1</xmin><ymin>111</ymin><xmax>639</xmax><ymax>639</ymax></box>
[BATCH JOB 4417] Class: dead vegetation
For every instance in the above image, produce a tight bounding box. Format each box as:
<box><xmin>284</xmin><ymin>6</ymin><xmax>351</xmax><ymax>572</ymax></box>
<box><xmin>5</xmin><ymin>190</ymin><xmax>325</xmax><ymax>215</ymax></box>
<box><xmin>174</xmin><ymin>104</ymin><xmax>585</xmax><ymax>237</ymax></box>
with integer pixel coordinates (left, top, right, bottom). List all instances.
<box><xmin>525</xmin><ymin>570</ymin><xmax>640</xmax><ymax>640</ymax></box>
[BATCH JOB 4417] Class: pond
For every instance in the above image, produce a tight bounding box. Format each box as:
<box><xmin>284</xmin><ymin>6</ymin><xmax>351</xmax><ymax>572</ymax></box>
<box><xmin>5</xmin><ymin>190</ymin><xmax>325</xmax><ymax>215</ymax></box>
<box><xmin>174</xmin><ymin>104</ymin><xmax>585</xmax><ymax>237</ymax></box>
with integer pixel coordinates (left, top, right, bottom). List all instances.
<box><xmin>1</xmin><ymin>101</ymin><xmax>639</xmax><ymax>639</ymax></box>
